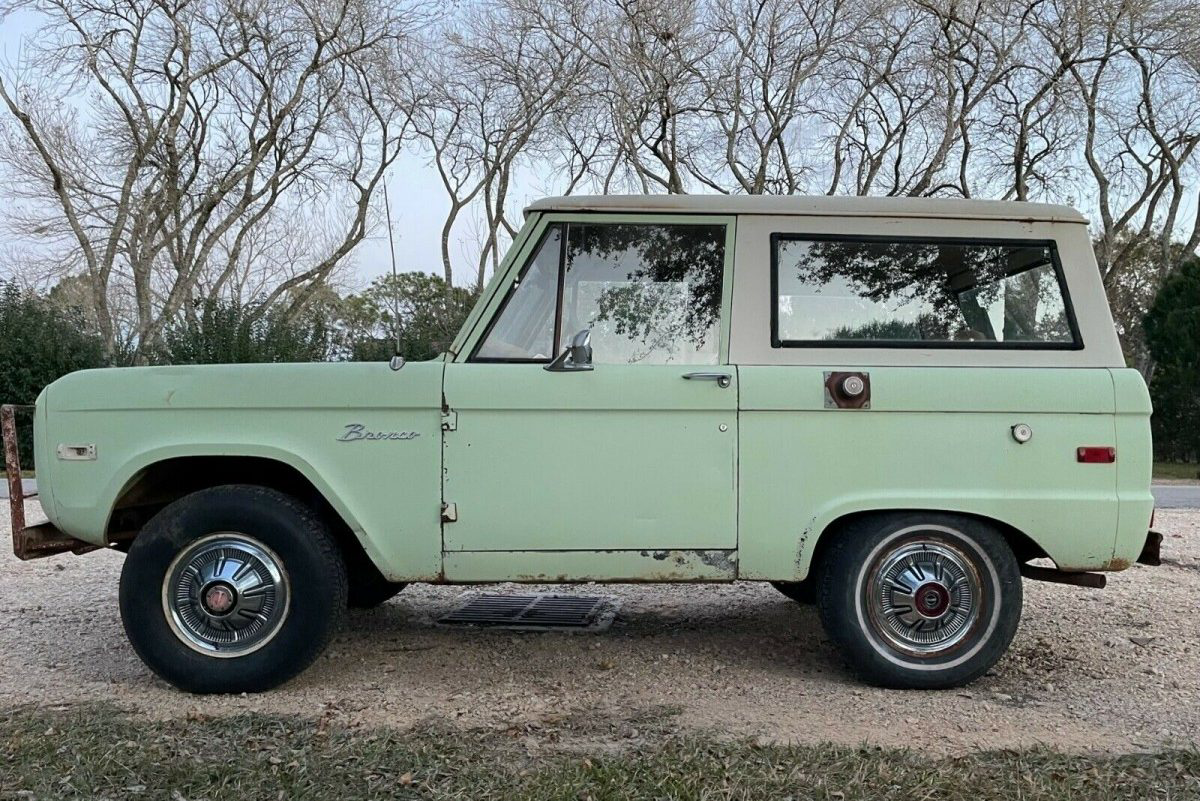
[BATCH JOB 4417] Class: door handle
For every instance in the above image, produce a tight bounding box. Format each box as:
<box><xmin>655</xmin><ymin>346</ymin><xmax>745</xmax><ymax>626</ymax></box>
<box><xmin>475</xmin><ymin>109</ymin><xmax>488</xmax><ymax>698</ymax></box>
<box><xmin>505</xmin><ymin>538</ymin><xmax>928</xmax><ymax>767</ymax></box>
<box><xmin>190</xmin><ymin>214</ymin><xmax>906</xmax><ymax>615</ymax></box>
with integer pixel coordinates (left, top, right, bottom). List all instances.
<box><xmin>683</xmin><ymin>372</ymin><xmax>731</xmax><ymax>388</ymax></box>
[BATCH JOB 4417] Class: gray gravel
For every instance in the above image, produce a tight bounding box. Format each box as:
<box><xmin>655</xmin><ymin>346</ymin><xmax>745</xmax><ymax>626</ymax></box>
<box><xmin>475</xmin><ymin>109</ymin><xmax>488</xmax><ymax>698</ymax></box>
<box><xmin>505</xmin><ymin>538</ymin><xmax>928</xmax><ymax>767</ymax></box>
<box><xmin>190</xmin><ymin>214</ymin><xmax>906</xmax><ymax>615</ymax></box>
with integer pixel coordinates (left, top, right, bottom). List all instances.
<box><xmin>1</xmin><ymin>501</ymin><xmax>1197</xmax><ymax>755</ymax></box>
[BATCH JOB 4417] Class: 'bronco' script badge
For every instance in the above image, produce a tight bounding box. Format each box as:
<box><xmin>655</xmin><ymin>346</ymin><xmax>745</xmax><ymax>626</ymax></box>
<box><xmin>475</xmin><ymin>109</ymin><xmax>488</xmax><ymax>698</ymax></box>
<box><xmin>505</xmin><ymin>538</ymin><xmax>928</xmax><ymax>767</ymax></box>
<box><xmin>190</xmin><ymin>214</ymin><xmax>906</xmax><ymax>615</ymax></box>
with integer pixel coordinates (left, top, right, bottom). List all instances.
<box><xmin>337</xmin><ymin>424</ymin><xmax>420</xmax><ymax>442</ymax></box>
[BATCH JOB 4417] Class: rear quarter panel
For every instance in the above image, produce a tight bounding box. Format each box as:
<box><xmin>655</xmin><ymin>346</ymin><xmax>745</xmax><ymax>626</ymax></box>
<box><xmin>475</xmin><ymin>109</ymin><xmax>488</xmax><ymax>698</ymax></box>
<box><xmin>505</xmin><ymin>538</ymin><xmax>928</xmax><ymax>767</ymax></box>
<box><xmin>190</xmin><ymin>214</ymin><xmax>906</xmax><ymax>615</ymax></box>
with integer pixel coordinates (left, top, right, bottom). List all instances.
<box><xmin>737</xmin><ymin>367</ymin><xmax>1123</xmax><ymax>579</ymax></box>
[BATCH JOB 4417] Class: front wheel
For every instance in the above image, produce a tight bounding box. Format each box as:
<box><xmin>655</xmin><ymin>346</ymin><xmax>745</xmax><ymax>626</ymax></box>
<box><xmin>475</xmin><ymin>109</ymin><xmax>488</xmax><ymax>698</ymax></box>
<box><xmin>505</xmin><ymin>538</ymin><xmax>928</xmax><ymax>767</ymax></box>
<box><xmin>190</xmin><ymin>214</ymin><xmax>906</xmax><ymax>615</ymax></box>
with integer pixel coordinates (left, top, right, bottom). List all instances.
<box><xmin>816</xmin><ymin>513</ymin><xmax>1021</xmax><ymax>689</ymax></box>
<box><xmin>119</xmin><ymin>485</ymin><xmax>347</xmax><ymax>693</ymax></box>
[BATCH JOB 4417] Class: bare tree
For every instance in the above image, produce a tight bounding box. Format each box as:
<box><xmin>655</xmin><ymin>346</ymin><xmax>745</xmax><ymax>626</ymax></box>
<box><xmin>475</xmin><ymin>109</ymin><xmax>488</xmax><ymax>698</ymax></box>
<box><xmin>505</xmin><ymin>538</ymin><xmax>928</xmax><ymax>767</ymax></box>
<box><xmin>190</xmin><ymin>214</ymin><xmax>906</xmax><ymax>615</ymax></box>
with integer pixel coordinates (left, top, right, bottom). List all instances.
<box><xmin>410</xmin><ymin>62</ymin><xmax>486</xmax><ymax>287</ymax></box>
<box><xmin>1055</xmin><ymin>0</ymin><xmax>1200</xmax><ymax>368</ymax></box>
<box><xmin>412</xmin><ymin>0</ymin><xmax>588</xmax><ymax>288</ymax></box>
<box><xmin>820</xmin><ymin>4</ymin><xmax>935</xmax><ymax>196</ymax></box>
<box><xmin>534</xmin><ymin>0</ymin><xmax>714</xmax><ymax>194</ymax></box>
<box><xmin>6</xmin><ymin>0</ymin><xmax>1200</xmax><ymax>374</ymax></box>
<box><xmin>457</xmin><ymin>0</ymin><xmax>590</xmax><ymax>287</ymax></box>
<box><xmin>0</xmin><ymin>0</ymin><xmax>427</xmax><ymax>360</ymax></box>
<box><xmin>693</xmin><ymin>0</ymin><xmax>850</xmax><ymax>194</ymax></box>
<box><xmin>974</xmin><ymin>1</ymin><xmax>1088</xmax><ymax>202</ymax></box>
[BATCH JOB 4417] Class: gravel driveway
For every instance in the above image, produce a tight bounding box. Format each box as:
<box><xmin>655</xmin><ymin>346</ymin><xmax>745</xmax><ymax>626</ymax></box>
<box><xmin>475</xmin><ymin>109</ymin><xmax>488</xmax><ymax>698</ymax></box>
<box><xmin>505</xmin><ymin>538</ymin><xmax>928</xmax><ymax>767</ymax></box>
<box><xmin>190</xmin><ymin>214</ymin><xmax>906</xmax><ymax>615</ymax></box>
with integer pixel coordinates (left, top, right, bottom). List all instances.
<box><xmin>1</xmin><ymin>501</ymin><xmax>1196</xmax><ymax>755</ymax></box>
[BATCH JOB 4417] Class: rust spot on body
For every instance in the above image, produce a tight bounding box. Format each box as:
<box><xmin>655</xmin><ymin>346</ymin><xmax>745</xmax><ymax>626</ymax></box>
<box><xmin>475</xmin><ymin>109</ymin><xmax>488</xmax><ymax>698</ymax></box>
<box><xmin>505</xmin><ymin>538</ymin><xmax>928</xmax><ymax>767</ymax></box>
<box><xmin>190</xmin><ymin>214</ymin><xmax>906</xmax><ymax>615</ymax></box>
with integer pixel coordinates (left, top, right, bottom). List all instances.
<box><xmin>694</xmin><ymin>549</ymin><xmax>736</xmax><ymax>573</ymax></box>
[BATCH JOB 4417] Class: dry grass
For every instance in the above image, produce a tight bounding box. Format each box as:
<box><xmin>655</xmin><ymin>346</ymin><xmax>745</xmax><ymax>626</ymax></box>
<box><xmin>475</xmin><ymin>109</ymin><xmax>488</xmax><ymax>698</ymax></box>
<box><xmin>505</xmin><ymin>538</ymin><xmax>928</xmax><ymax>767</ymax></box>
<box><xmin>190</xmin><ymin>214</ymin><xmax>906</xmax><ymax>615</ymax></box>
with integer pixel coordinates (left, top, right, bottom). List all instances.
<box><xmin>1154</xmin><ymin>462</ymin><xmax>1200</xmax><ymax>481</ymax></box>
<box><xmin>1</xmin><ymin>704</ymin><xmax>1197</xmax><ymax>800</ymax></box>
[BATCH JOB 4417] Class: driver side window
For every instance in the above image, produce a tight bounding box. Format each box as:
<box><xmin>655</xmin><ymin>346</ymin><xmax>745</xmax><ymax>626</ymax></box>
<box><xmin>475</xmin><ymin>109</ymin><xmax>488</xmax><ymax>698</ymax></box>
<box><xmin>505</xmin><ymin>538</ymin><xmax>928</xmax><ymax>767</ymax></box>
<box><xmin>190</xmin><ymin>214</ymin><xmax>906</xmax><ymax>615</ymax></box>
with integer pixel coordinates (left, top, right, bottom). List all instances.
<box><xmin>472</xmin><ymin>221</ymin><xmax>726</xmax><ymax>365</ymax></box>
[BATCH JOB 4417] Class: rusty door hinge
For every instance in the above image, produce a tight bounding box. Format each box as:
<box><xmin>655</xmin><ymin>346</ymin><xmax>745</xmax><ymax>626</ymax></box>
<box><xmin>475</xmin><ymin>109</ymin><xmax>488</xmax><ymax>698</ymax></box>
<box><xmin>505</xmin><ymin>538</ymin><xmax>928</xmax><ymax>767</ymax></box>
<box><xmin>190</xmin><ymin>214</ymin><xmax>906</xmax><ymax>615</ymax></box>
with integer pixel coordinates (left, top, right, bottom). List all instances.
<box><xmin>441</xmin><ymin>502</ymin><xmax>458</xmax><ymax>523</ymax></box>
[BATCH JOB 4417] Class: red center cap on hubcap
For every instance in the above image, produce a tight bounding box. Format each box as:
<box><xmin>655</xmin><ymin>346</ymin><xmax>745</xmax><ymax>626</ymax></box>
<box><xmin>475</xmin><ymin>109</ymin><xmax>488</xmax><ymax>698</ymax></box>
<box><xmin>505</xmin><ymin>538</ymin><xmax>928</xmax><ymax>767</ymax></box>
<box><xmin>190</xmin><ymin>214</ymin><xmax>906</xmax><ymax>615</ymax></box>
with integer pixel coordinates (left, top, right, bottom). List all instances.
<box><xmin>914</xmin><ymin>583</ymin><xmax>950</xmax><ymax>618</ymax></box>
<box><xmin>205</xmin><ymin>585</ymin><xmax>234</xmax><ymax>614</ymax></box>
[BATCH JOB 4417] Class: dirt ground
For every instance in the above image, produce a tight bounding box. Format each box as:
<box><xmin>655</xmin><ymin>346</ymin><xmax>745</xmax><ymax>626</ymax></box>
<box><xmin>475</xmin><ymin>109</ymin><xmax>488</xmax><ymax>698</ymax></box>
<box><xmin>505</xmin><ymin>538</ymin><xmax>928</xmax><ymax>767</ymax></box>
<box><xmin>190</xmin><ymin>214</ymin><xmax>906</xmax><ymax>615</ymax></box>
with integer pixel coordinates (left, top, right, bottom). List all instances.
<box><xmin>1</xmin><ymin>503</ymin><xmax>1197</xmax><ymax>755</ymax></box>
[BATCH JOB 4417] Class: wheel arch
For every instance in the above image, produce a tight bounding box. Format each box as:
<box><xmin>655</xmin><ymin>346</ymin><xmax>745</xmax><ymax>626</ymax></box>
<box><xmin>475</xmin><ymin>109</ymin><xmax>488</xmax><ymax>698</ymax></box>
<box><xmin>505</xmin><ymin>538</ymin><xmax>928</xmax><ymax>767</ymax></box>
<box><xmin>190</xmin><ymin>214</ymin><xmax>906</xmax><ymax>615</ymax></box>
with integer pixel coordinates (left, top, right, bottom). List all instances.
<box><xmin>803</xmin><ymin>508</ymin><xmax>1049</xmax><ymax>582</ymax></box>
<box><xmin>105</xmin><ymin>452</ymin><xmax>378</xmax><ymax>575</ymax></box>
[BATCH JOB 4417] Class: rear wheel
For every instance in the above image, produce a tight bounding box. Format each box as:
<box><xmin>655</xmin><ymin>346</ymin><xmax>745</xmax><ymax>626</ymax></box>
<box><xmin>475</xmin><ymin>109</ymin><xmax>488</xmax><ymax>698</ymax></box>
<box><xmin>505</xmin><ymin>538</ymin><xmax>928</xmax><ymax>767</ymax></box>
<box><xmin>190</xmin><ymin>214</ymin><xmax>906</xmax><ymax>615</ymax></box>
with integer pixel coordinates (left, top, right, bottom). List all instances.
<box><xmin>119</xmin><ymin>485</ymin><xmax>347</xmax><ymax>693</ymax></box>
<box><xmin>816</xmin><ymin>513</ymin><xmax>1021</xmax><ymax>689</ymax></box>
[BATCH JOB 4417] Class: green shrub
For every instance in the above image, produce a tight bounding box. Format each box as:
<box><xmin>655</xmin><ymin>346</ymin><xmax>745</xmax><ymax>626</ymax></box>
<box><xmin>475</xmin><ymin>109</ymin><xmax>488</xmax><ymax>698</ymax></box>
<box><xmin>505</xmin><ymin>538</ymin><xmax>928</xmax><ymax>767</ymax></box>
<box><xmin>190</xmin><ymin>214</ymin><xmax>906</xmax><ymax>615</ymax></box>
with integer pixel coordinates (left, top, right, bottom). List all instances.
<box><xmin>161</xmin><ymin>299</ymin><xmax>333</xmax><ymax>364</ymax></box>
<box><xmin>1144</xmin><ymin>258</ymin><xmax>1200</xmax><ymax>463</ymax></box>
<box><xmin>339</xmin><ymin>273</ymin><xmax>477</xmax><ymax>362</ymax></box>
<box><xmin>0</xmin><ymin>281</ymin><xmax>108</xmax><ymax>468</ymax></box>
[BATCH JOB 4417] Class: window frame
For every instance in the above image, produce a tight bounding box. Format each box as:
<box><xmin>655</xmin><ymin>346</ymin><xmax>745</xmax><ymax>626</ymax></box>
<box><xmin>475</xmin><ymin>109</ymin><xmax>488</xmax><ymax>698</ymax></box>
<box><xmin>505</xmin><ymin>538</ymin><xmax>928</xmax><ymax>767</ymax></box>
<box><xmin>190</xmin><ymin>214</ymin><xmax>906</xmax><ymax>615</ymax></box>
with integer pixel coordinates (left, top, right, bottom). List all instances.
<box><xmin>768</xmin><ymin>232</ymin><xmax>1084</xmax><ymax>351</ymax></box>
<box><xmin>469</xmin><ymin>223</ymin><xmax>567</xmax><ymax>364</ymax></box>
<box><xmin>462</xmin><ymin>213</ymin><xmax>737</xmax><ymax>365</ymax></box>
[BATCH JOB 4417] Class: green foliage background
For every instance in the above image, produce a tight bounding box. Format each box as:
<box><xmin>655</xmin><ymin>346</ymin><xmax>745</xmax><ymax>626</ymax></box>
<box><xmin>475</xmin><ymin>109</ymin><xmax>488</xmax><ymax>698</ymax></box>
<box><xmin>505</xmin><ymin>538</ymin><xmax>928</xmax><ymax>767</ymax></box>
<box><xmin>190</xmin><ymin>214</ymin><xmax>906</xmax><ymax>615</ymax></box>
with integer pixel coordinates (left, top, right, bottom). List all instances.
<box><xmin>161</xmin><ymin>299</ymin><xmax>334</xmax><ymax>365</ymax></box>
<box><xmin>1144</xmin><ymin>258</ymin><xmax>1200</xmax><ymax>463</ymax></box>
<box><xmin>0</xmin><ymin>274</ymin><xmax>477</xmax><ymax>472</ymax></box>
<box><xmin>339</xmin><ymin>273</ymin><xmax>477</xmax><ymax>362</ymax></box>
<box><xmin>0</xmin><ymin>282</ymin><xmax>108</xmax><ymax>467</ymax></box>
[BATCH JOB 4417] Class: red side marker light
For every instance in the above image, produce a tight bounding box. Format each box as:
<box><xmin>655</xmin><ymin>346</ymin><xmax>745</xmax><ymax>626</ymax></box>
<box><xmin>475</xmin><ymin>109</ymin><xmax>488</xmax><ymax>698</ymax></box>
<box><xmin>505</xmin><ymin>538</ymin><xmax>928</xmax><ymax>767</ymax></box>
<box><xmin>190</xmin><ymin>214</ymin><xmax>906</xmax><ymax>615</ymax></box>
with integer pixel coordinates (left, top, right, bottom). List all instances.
<box><xmin>1077</xmin><ymin>446</ymin><xmax>1116</xmax><ymax>464</ymax></box>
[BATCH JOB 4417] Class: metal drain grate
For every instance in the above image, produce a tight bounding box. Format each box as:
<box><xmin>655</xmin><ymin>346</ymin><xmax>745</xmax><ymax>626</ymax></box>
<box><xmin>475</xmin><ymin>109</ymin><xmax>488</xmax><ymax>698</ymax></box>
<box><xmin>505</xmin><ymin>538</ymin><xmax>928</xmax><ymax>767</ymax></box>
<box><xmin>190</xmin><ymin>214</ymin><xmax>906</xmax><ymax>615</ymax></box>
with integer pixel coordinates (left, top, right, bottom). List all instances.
<box><xmin>438</xmin><ymin>592</ymin><xmax>618</xmax><ymax>632</ymax></box>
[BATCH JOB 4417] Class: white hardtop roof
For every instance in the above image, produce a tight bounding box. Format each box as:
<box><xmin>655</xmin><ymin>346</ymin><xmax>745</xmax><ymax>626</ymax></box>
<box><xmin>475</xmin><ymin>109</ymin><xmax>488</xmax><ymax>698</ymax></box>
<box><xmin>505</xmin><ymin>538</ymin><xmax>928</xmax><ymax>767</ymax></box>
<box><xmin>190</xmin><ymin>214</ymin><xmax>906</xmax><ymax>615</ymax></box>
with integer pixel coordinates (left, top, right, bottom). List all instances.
<box><xmin>525</xmin><ymin>194</ymin><xmax>1088</xmax><ymax>224</ymax></box>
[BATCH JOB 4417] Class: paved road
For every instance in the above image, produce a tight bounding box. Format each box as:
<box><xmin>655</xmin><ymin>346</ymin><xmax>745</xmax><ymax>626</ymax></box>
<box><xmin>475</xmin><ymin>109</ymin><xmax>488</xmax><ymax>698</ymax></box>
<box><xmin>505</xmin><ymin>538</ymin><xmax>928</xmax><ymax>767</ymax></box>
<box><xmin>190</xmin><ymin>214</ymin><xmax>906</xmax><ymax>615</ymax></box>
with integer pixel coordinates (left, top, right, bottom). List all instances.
<box><xmin>0</xmin><ymin>479</ymin><xmax>37</xmax><ymax>501</ymax></box>
<box><xmin>1153</xmin><ymin>484</ymin><xmax>1200</xmax><ymax>509</ymax></box>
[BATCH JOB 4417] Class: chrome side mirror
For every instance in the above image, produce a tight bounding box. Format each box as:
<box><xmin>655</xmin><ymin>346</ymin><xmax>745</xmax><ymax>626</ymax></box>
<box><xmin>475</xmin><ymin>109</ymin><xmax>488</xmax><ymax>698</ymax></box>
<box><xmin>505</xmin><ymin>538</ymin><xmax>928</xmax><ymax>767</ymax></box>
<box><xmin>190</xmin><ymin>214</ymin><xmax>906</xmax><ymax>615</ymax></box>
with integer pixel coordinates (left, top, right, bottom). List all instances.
<box><xmin>544</xmin><ymin>329</ymin><xmax>594</xmax><ymax>372</ymax></box>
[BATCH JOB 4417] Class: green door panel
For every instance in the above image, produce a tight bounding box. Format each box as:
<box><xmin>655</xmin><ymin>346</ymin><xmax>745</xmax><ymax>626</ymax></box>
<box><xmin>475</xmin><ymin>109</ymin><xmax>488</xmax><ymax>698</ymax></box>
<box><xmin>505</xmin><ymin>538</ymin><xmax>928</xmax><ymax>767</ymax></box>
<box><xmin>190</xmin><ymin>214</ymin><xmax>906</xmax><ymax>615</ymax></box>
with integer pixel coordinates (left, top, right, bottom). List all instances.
<box><xmin>38</xmin><ymin>362</ymin><xmax>446</xmax><ymax>581</ymax></box>
<box><xmin>441</xmin><ymin>364</ymin><xmax>738</xmax><ymax>557</ymax></box>
<box><xmin>736</xmin><ymin>366</ymin><xmax>1128</xmax><ymax>580</ymax></box>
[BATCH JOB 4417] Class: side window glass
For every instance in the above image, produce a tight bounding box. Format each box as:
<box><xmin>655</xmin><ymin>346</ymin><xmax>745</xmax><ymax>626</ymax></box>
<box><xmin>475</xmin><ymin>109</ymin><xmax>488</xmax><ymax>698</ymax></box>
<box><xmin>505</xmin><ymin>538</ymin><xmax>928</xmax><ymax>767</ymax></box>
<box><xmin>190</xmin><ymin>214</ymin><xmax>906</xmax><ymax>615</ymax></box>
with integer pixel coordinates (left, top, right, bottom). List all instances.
<box><xmin>474</xmin><ymin>226</ymin><xmax>562</xmax><ymax>360</ymax></box>
<box><xmin>560</xmin><ymin>223</ymin><xmax>725</xmax><ymax>364</ymax></box>
<box><xmin>773</xmin><ymin>237</ymin><xmax>1076</xmax><ymax>346</ymax></box>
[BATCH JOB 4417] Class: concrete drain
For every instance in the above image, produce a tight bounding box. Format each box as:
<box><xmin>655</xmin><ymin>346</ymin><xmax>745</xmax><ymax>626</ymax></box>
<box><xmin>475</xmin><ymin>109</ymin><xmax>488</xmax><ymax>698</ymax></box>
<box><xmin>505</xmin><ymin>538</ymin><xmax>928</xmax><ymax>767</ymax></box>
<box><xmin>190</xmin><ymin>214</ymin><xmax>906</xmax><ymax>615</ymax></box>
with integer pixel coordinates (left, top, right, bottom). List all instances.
<box><xmin>438</xmin><ymin>592</ymin><xmax>619</xmax><ymax>632</ymax></box>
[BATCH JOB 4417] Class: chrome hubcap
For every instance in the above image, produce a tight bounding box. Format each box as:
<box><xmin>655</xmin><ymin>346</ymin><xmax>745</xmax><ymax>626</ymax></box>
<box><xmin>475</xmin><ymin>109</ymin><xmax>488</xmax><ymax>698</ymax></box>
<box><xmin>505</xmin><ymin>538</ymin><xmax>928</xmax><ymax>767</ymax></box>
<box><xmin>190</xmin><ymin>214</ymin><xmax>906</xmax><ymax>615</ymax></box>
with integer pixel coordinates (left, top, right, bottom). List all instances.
<box><xmin>866</xmin><ymin>540</ymin><xmax>981</xmax><ymax>656</ymax></box>
<box><xmin>163</xmin><ymin>534</ymin><xmax>290</xmax><ymax>656</ymax></box>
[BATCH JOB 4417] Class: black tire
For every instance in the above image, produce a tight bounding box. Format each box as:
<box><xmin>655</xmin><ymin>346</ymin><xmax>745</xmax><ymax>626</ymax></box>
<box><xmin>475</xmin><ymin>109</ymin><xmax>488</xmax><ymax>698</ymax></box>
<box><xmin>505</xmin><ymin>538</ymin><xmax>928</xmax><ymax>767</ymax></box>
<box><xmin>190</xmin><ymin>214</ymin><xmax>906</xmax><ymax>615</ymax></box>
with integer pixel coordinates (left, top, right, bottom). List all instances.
<box><xmin>119</xmin><ymin>485</ymin><xmax>347</xmax><ymax>693</ymax></box>
<box><xmin>816</xmin><ymin>512</ymin><xmax>1021</xmax><ymax>690</ymax></box>
<box><xmin>347</xmin><ymin>564</ymin><xmax>407</xmax><ymax>609</ymax></box>
<box><xmin>771</xmin><ymin>580</ymin><xmax>815</xmax><ymax>605</ymax></box>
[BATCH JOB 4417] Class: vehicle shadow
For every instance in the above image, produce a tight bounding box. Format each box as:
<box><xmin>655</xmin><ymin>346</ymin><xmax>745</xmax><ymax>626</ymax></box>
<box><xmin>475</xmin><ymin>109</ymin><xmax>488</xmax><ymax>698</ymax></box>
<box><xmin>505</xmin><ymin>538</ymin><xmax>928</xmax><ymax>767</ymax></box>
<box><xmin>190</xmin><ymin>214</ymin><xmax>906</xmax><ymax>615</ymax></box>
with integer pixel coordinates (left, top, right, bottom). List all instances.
<box><xmin>331</xmin><ymin>582</ymin><xmax>849</xmax><ymax>683</ymax></box>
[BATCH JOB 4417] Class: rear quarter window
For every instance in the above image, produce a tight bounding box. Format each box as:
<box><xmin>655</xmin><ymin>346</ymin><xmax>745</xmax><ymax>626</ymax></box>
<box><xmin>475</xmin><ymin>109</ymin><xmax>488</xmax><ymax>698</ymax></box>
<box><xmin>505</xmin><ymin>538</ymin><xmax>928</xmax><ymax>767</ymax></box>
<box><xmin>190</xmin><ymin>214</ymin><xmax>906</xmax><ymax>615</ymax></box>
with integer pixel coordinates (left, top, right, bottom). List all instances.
<box><xmin>770</xmin><ymin>234</ymin><xmax>1081</xmax><ymax>349</ymax></box>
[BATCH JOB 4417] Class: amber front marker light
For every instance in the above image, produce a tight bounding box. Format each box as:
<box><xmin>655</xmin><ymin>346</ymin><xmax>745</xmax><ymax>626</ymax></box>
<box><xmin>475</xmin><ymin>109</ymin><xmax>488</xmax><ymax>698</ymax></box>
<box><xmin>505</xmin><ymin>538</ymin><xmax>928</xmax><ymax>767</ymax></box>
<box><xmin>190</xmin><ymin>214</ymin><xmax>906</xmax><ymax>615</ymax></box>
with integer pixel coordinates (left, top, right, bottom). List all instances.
<box><xmin>1077</xmin><ymin>446</ymin><xmax>1116</xmax><ymax>464</ymax></box>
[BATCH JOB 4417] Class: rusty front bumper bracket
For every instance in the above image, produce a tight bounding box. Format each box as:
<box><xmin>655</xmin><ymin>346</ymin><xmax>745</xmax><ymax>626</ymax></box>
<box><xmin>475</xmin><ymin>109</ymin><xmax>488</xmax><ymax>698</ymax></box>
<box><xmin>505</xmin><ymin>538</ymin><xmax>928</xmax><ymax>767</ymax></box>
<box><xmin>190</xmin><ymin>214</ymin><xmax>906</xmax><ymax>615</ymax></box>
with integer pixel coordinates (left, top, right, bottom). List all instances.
<box><xmin>1</xmin><ymin>404</ymin><xmax>98</xmax><ymax>560</ymax></box>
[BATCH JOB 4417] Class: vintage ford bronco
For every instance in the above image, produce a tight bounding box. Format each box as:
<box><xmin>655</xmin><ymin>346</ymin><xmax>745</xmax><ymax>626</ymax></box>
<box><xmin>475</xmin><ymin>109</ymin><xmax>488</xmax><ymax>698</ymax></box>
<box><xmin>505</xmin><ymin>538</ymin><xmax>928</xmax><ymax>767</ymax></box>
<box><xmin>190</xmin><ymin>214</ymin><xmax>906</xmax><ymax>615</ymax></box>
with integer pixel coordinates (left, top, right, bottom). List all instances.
<box><xmin>3</xmin><ymin>195</ymin><xmax>1160</xmax><ymax>694</ymax></box>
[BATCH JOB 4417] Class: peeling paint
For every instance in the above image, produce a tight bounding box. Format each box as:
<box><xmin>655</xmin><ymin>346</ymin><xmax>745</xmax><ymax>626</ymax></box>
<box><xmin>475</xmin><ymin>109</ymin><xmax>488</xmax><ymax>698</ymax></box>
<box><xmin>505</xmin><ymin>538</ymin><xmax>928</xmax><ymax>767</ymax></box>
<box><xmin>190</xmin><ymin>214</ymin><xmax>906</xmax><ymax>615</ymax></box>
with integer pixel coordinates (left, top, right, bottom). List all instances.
<box><xmin>695</xmin><ymin>549</ymin><xmax>736</xmax><ymax>573</ymax></box>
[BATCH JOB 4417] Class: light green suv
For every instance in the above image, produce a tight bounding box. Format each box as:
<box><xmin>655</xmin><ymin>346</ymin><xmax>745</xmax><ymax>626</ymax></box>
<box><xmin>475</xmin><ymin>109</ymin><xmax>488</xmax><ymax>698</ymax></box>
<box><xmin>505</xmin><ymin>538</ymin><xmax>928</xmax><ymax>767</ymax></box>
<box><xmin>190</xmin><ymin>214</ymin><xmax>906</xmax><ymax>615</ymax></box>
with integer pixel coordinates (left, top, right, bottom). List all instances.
<box><xmin>3</xmin><ymin>195</ymin><xmax>1159</xmax><ymax>693</ymax></box>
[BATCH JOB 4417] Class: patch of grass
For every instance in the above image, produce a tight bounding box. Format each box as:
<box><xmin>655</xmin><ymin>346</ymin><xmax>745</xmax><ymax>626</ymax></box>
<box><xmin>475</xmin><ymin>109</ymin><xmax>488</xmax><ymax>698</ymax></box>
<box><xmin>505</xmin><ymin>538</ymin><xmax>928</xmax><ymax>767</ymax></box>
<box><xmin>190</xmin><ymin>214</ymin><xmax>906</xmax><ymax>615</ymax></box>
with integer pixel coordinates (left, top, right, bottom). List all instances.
<box><xmin>1</xmin><ymin>703</ymin><xmax>1197</xmax><ymax>800</ymax></box>
<box><xmin>1154</xmin><ymin>461</ymin><xmax>1200</xmax><ymax>481</ymax></box>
